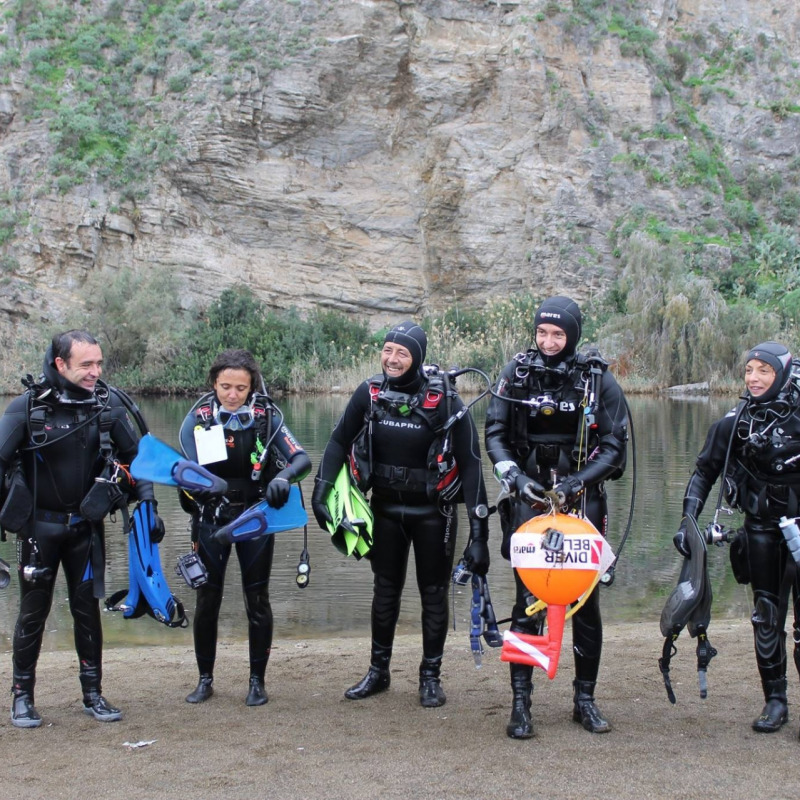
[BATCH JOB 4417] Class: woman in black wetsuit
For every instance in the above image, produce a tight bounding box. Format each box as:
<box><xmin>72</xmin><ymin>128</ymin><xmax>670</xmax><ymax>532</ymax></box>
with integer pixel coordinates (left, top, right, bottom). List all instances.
<box><xmin>674</xmin><ymin>342</ymin><xmax>800</xmax><ymax>735</ymax></box>
<box><xmin>178</xmin><ymin>349</ymin><xmax>311</xmax><ymax>707</ymax></box>
<box><xmin>311</xmin><ymin>321</ymin><xmax>490</xmax><ymax>708</ymax></box>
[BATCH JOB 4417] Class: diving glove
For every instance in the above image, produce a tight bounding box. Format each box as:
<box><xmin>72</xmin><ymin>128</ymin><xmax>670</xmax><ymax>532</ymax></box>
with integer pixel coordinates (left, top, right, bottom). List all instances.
<box><xmin>311</xmin><ymin>477</ymin><xmax>334</xmax><ymax>528</ymax></box>
<box><xmin>673</xmin><ymin>518</ymin><xmax>692</xmax><ymax>558</ymax></box>
<box><xmin>265</xmin><ymin>475</ymin><xmax>291</xmax><ymax>509</ymax></box>
<box><xmin>150</xmin><ymin>512</ymin><xmax>166</xmax><ymax>544</ymax></box>
<box><xmin>135</xmin><ymin>500</ymin><xmax>165</xmax><ymax>544</ymax></box>
<box><xmin>514</xmin><ymin>474</ymin><xmax>547</xmax><ymax>507</ymax></box>
<box><xmin>674</xmin><ymin>497</ymin><xmax>704</xmax><ymax>557</ymax></box>
<box><xmin>462</xmin><ymin>513</ymin><xmax>490</xmax><ymax>576</ymax></box>
<box><xmin>555</xmin><ymin>475</ymin><xmax>584</xmax><ymax>507</ymax></box>
<box><xmin>191</xmin><ymin>488</ymin><xmax>224</xmax><ymax>506</ymax></box>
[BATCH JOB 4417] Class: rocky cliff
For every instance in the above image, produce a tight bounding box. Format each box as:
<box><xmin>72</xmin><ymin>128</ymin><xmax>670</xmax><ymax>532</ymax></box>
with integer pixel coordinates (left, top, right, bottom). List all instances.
<box><xmin>0</xmin><ymin>0</ymin><xmax>798</xmax><ymax>343</ymax></box>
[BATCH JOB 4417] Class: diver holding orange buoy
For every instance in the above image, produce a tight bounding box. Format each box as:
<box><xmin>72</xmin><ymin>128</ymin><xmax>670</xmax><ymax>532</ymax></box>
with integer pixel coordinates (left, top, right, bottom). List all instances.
<box><xmin>485</xmin><ymin>296</ymin><xmax>629</xmax><ymax>738</ymax></box>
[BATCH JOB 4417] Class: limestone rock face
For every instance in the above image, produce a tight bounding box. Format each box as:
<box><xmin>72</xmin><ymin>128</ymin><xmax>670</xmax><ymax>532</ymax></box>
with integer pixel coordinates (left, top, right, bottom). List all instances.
<box><xmin>0</xmin><ymin>0</ymin><xmax>798</xmax><ymax>340</ymax></box>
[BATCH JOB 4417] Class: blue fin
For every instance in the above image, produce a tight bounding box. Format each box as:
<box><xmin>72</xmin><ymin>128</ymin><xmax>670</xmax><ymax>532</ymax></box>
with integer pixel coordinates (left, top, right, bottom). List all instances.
<box><xmin>106</xmin><ymin>500</ymin><xmax>187</xmax><ymax>628</ymax></box>
<box><xmin>264</xmin><ymin>485</ymin><xmax>308</xmax><ymax>532</ymax></box>
<box><xmin>212</xmin><ymin>486</ymin><xmax>308</xmax><ymax>544</ymax></box>
<box><xmin>131</xmin><ymin>434</ymin><xmax>228</xmax><ymax>494</ymax></box>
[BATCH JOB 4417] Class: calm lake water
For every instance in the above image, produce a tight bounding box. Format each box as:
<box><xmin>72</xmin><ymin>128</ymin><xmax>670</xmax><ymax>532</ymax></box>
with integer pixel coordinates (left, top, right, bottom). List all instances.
<box><xmin>0</xmin><ymin>393</ymin><xmax>752</xmax><ymax>652</ymax></box>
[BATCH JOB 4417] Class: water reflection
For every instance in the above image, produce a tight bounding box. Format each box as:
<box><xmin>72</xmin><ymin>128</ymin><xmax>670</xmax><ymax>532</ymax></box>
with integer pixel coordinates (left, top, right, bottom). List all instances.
<box><xmin>0</xmin><ymin>393</ymin><xmax>752</xmax><ymax>652</ymax></box>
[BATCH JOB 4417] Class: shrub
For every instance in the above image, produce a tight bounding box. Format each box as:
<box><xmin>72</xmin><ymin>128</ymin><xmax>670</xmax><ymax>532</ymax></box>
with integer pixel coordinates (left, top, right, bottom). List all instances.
<box><xmin>598</xmin><ymin>234</ymin><xmax>782</xmax><ymax>385</ymax></box>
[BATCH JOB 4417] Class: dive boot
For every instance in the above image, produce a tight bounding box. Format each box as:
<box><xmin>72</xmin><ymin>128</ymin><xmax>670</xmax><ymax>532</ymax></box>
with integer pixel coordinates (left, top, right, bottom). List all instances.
<box><xmin>11</xmin><ymin>691</ymin><xmax>42</xmax><ymax>729</ymax></box>
<box><xmin>83</xmin><ymin>692</ymin><xmax>123</xmax><ymax>722</ymax></box>
<box><xmin>245</xmin><ymin>676</ymin><xmax>268</xmax><ymax>707</ymax></box>
<box><xmin>419</xmin><ymin>657</ymin><xmax>446</xmax><ymax>709</ymax></box>
<box><xmin>345</xmin><ymin>642</ymin><xmax>391</xmax><ymax>700</ymax></box>
<box><xmin>572</xmin><ymin>680</ymin><xmax>610</xmax><ymax>733</ymax></box>
<box><xmin>186</xmin><ymin>674</ymin><xmax>214</xmax><ymax>704</ymax></box>
<box><xmin>752</xmin><ymin>678</ymin><xmax>788</xmax><ymax>733</ymax></box>
<box><xmin>507</xmin><ymin>664</ymin><xmax>533</xmax><ymax>739</ymax></box>
<box><xmin>345</xmin><ymin>666</ymin><xmax>391</xmax><ymax>700</ymax></box>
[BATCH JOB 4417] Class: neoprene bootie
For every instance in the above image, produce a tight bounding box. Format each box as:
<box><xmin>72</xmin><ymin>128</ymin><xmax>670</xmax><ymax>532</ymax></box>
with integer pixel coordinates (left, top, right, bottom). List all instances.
<box><xmin>83</xmin><ymin>692</ymin><xmax>122</xmax><ymax>722</ymax></box>
<box><xmin>11</xmin><ymin>691</ymin><xmax>42</xmax><ymax>729</ymax></box>
<box><xmin>345</xmin><ymin>666</ymin><xmax>391</xmax><ymax>699</ymax></box>
<box><xmin>506</xmin><ymin>664</ymin><xmax>533</xmax><ymax>739</ymax></box>
<box><xmin>572</xmin><ymin>680</ymin><xmax>610</xmax><ymax>733</ymax></box>
<box><xmin>752</xmin><ymin>677</ymin><xmax>788</xmax><ymax>733</ymax></box>
<box><xmin>245</xmin><ymin>676</ymin><xmax>268</xmax><ymax>707</ymax></box>
<box><xmin>186</xmin><ymin>674</ymin><xmax>214</xmax><ymax>704</ymax></box>
<box><xmin>418</xmin><ymin>656</ymin><xmax>446</xmax><ymax>708</ymax></box>
<box><xmin>345</xmin><ymin>642</ymin><xmax>391</xmax><ymax>700</ymax></box>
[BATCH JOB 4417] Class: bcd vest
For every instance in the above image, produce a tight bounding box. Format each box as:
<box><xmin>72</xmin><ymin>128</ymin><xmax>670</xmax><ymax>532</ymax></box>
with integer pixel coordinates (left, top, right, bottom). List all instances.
<box><xmin>191</xmin><ymin>391</ymin><xmax>280</xmax><ymax>501</ymax></box>
<box><xmin>349</xmin><ymin>371</ymin><xmax>463</xmax><ymax>504</ymax></box>
<box><xmin>727</xmin><ymin>393</ymin><xmax>800</xmax><ymax>517</ymax></box>
<box><xmin>505</xmin><ymin>350</ymin><xmax>611</xmax><ymax>480</ymax></box>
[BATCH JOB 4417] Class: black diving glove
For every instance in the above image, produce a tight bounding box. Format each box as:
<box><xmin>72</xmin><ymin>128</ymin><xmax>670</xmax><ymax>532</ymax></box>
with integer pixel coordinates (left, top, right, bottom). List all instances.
<box><xmin>150</xmin><ymin>512</ymin><xmax>166</xmax><ymax>544</ymax></box>
<box><xmin>265</xmin><ymin>476</ymin><xmax>291</xmax><ymax>509</ymax></box>
<box><xmin>136</xmin><ymin>500</ymin><xmax>165</xmax><ymax>544</ymax></box>
<box><xmin>555</xmin><ymin>475</ymin><xmax>584</xmax><ymax>507</ymax></box>
<box><xmin>311</xmin><ymin>477</ymin><xmax>334</xmax><ymax>529</ymax></box>
<box><xmin>461</xmin><ymin>511</ymin><xmax>490</xmax><ymax>576</ymax></box>
<box><xmin>673</xmin><ymin>518</ymin><xmax>692</xmax><ymax>558</ymax></box>
<box><xmin>514</xmin><ymin>474</ymin><xmax>547</xmax><ymax>507</ymax></box>
<box><xmin>191</xmin><ymin>487</ymin><xmax>223</xmax><ymax>507</ymax></box>
<box><xmin>178</xmin><ymin>488</ymin><xmax>199</xmax><ymax>516</ymax></box>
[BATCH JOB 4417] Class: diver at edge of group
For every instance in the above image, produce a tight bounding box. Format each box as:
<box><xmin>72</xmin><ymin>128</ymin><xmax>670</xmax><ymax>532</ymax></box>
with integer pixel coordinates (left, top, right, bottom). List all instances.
<box><xmin>0</xmin><ymin>330</ymin><xmax>161</xmax><ymax>728</ymax></box>
<box><xmin>673</xmin><ymin>340</ymin><xmax>800</xmax><ymax>737</ymax></box>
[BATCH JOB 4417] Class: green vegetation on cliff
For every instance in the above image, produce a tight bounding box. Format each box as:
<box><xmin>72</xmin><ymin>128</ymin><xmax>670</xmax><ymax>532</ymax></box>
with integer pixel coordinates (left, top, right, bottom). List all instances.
<box><xmin>1</xmin><ymin>0</ymin><xmax>799</xmax><ymax>392</ymax></box>
<box><xmin>2</xmin><ymin>0</ymin><xmax>319</xmax><ymax>197</ymax></box>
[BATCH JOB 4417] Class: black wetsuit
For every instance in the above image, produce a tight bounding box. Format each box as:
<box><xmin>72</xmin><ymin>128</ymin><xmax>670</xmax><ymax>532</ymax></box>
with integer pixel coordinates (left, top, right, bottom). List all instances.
<box><xmin>0</xmin><ymin>379</ymin><xmax>154</xmax><ymax>700</ymax></box>
<box><xmin>178</xmin><ymin>392</ymin><xmax>310</xmax><ymax>683</ymax></box>
<box><xmin>683</xmin><ymin>393</ymin><xmax>800</xmax><ymax>693</ymax></box>
<box><xmin>316</xmin><ymin>373</ymin><xmax>488</xmax><ymax>663</ymax></box>
<box><xmin>484</xmin><ymin>350</ymin><xmax>628</xmax><ymax>684</ymax></box>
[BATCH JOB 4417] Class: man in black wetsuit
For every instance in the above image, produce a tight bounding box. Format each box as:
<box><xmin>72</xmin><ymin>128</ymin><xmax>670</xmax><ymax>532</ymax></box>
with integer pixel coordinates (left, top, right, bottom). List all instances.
<box><xmin>0</xmin><ymin>330</ymin><xmax>158</xmax><ymax>728</ymax></box>
<box><xmin>312</xmin><ymin>321</ymin><xmax>490</xmax><ymax>708</ymax></box>
<box><xmin>485</xmin><ymin>296</ymin><xmax>628</xmax><ymax>738</ymax></box>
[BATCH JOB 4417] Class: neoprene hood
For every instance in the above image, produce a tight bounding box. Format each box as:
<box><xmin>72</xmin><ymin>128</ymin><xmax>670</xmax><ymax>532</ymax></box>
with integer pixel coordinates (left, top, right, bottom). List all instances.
<box><xmin>382</xmin><ymin>321</ymin><xmax>427</xmax><ymax>387</ymax></box>
<box><xmin>745</xmin><ymin>341</ymin><xmax>793</xmax><ymax>403</ymax></box>
<box><xmin>534</xmin><ymin>296</ymin><xmax>582</xmax><ymax>363</ymax></box>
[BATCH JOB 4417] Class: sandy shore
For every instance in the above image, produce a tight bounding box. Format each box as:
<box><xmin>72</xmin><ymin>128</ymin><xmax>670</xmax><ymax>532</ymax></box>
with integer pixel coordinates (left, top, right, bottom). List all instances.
<box><xmin>2</xmin><ymin>620</ymin><xmax>800</xmax><ymax>800</ymax></box>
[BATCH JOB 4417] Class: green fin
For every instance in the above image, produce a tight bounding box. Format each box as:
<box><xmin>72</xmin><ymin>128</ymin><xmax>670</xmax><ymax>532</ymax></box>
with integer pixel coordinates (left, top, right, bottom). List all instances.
<box><xmin>327</xmin><ymin>465</ymin><xmax>374</xmax><ymax>558</ymax></box>
<box><xmin>325</xmin><ymin>467</ymin><xmax>348</xmax><ymax>532</ymax></box>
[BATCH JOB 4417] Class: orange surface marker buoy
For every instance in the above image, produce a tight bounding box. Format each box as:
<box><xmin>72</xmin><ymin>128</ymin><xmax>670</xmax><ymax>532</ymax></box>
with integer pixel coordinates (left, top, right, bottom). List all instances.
<box><xmin>500</xmin><ymin>512</ymin><xmax>615</xmax><ymax>679</ymax></box>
